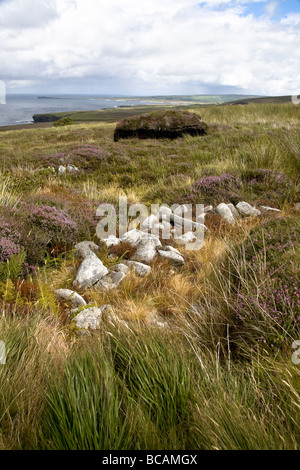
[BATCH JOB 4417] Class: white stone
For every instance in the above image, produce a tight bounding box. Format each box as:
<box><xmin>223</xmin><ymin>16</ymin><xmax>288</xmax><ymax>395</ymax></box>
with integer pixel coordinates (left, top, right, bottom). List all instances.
<box><xmin>158</xmin><ymin>250</ymin><xmax>185</xmax><ymax>266</ymax></box>
<box><xmin>161</xmin><ymin>245</ymin><xmax>182</xmax><ymax>256</ymax></box>
<box><xmin>260</xmin><ymin>206</ymin><xmax>281</xmax><ymax>213</ymax></box>
<box><xmin>55</xmin><ymin>289</ymin><xmax>86</xmax><ymax>308</ymax></box>
<box><xmin>75</xmin><ymin>241</ymin><xmax>99</xmax><ymax>259</ymax></box>
<box><xmin>175</xmin><ymin>231</ymin><xmax>197</xmax><ymax>244</ymax></box>
<box><xmin>131</xmin><ymin>239</ymin><xmax>158</xmax><ymax>265</ymax></box>
<box><xmin>67</xmin><ymin>164</ymin><xmax>79</xmax><ymax>173</ymax></box>
<box><xmin>196</xmin><ymin>213</ymin><xmax>206</xmax><ymax>224</ymax></box>
<box><xmin>173</xmin><ymin>204</ymin><xmax>189</xmax><ymax>216</ymax></box>
<box><xmin>141</xmin><ymin>214</ymin><xmax>160</xmax><ymax>231</ymax></box>
<box><xmin>215</xmin><ymin>203</ymin><xmax>235</xmax><ymax>224</ymax></box>
<box><xmin>73</xmin><ymin>252</ymin><xmax>109</xmax><ymax>289</ymax></box>
<box><xmin>111</xmin><ymin>263</ymin><xmax>131</xmax><ymax>274</ymax></box>
<box><xmin>73</xmin><ymin>306</ymin><xmax>105</xmax><ymax>330</ymax></box>
<box><xmin>102</xmin><ymin>235</ymin><xmax>121</xmax><ymax>248</ymax></box>
<box><xmin>124</xmin><ymin>260</ymin><xmax>152</xmax><ymax>277</ymax></box>
<box><xmin>120</xmin><ymin>229</ymin><xmax>144</xmax><ymax>246</ymax></box>
<box><xmin>236</xmin><ymin>202</ymin><xmax>261</xmax><ymax>217</ymax></box>
<box><xmin>171</xmin><ymin>213</ymin><xmax>201</xmax><ymax>232</ymax></box>
<box><xmin>227</xmin><ymin>203</ymin><xmax>240</xmax><ymax>218</ymax></box>
<box><xmin>156</xmin><ymin>205</ymin><xmax>173</xmax><ymax>220</ymax></box>
<box><xmin>140</xmin><ymin>233</ymin><xmax>162</xmax><ymax>247</ymax></box>
<box><xmin>95</xmin><ymin>271</ymin><xmax>126</xmax><ymax>290</ymax></box>
<box><xmin>58</xmin><ymin>165</ymin><xmax>66</xmax><ymax>175</ymax></box>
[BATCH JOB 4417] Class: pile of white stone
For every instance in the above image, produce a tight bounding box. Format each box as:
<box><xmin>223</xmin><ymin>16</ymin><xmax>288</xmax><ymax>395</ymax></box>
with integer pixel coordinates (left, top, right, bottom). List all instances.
<box><xmin>58</xmin><ymin>164</ymin><xmax>79</xmax><ymax>175</ymax></box>
<box><xmin>54</xmin><ymin>201</ymin><xmax>280</xmax><ymax>330</ymax></box>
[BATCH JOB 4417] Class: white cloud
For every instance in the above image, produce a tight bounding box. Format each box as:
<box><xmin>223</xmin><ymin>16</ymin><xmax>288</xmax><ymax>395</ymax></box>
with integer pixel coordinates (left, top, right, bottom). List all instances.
<box><xmin>0</xmin><ymin>0</ymin><xmax>58</xmax><ymax>29</ymax></box>
<box><xmin>265</xmin><ymin>1</ymin><xmax>279</xmax><ymax>17</ymax></box>
<box><xmin>0</xmin><ymin>0</ymin><xmax>299</xmax><ymax>95</ymax></box>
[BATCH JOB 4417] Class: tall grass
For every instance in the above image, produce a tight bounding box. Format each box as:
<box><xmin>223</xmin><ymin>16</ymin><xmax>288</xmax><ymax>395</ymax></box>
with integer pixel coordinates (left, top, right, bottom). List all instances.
<box><xmin>0</xmin><ymin>176</ymin><xmax>21</xmax><ymax>209</ymax></box>
<box><xmin>39</xmin><ymin>325</ymin><xmax>300</xmax><ymax>450</ymax></box>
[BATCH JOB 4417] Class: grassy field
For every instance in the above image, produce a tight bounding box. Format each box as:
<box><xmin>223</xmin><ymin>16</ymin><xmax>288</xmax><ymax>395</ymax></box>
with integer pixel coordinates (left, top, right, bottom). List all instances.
<box><xmin>0</xmin><ymin>102</ymin><xmax>299</xmax><ymax>450</ymax></box>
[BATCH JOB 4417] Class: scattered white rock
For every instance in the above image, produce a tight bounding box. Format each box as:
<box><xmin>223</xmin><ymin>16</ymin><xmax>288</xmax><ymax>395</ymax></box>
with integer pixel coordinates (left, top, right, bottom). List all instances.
<box><xmin>236</xmin><ymin>202</ymin><xmax>261</xmax><ymax>217</ymax></box>
<box><xmin>141</xmin><ymin>233</ymin><xmax>162</xmax><ymax>247</ymax></box>
<box><xmin>120</xmin><ymin>229</ymin><xmax>145</xmax><ymax>246</ymax></box>
<box><xmin>175</xmin><ymin>231</ymin><xmax>197</xmax><ymax>244</ymax></box>
<box><xmin>204</xmin><ymin>205</ymin><xmax>213</xmax><ymax>213</ymax></box>
<box><xmin>160</xmin><ymin>220</ymin><xmax>172</xmax><ymax>230</ymax></box>
<box><xmin>111</xmin><ymin>263</ymin><xmax>131</xmax><ymax>274</ymax></box>
<box><xmin>215</xmin><ymin>203</ymin><xmax>235</xmax><ymax>224</ymax></box>
<box><xmin>131</xmin><ymin>239</ymin><xmax>158</xmax><ymax>264</ymax></box>
<box><xmin>55</xmin><ymin>289</ymin><xmax>87</xmax><ymax>308</ymax></box>
<box><xmin>160</xmin><ymin>245</ymin><xmax>182</xmax><ymax>256</ymax></box>
<box><xmin>75</xmin><ymin>241</ymin><xmax>99</xmax><ymax>259</ymax></box>
<box><xmin>227</xmin><ymin>203</ymin><xmax>240</xmax><ymax>219</ymax></box>
<box><xmin>101</xmin><ymin>235</ymin><xmax>121</xmax><ymax>248</ymax></box>
<box><xmin>73</xmin><ymin>306</ymin><xmax>106</xmax><ymax>330</ymax></box>
<box><xmin>260</xmin><ymin>206</ymin><xmax>281</xmax><ymax>213</ymax></box>
<box><xmin>58</xmin><ymin>164</ymin><xmax>79</xmax><ymax>175</ymax></box>
<box><xmin>173</xmin><ymin>204</ymin><xmax>190</xmax><ymax>216</ymax></box>
<box><xmin>171</xmin><ymin>213</ymin><xmax>201</xmax><ymax>232</ymax></box>
<box><xmin>158</xmin><ymin>249</ymin><xmax>185</xmax><ymax>266</ymax></box>
<box><xmin>123</xmin><ymin>260</ymin><xmax>152</xmax><ymax>277</ymax></box>
<box><xmin>73</xmin><ymin>252</ymin><xmax>109</xmax><ymax>289</ymax></box>
<box><xmin>156</xmin><ymin>205</ymin><xmax>173</xmax><ymax>220</ymax></box>
<box><xmin>58</xmin><ymin>165</ymin><xmax>67</xmax><ymax>175</ymax></box>
<box><xmin>95</xmin><ymin>270</ymin><xmax>127</xmax><ymax>290</ymax></box>
<box><xmin>196</xmin><ymin>213</ymin><xmax>206</xmax><ymax>224</ymax></box>
<box><xmin>141</xmin><ymin>214</ymin><xmax>160</xmax><ymax>231</ymax></box>
<box><xmin>67</xmin><ymin>164</ymin><xmax>79</xmax><ymax>173</ymax></box>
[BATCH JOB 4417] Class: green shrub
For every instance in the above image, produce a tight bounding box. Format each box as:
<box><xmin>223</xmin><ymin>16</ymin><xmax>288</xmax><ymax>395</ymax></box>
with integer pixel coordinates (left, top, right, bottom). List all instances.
<box><xmin>53</xmin><ymin>117</ymin><xmax>74</xmax><ymax>127</ymax></box>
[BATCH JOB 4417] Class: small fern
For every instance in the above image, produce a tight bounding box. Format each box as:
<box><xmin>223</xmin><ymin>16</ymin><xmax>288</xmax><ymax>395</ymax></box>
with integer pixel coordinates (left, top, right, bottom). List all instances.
<box><xmin>0</xmin><ymin>250</ymin><xmax>26</xmax><ymax>283</ymax></box>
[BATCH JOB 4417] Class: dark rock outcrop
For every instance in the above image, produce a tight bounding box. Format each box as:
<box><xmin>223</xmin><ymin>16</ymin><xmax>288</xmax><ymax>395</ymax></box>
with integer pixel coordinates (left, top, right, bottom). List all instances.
<box><xmin>33</xmin><ymin>114</ymin><xmax>60</xmax><ymax>123</ymax></box>
<box><xmin>114</xmin><ymin>110</ymin><xmax>208</xmax><ymax>141</ymax></box>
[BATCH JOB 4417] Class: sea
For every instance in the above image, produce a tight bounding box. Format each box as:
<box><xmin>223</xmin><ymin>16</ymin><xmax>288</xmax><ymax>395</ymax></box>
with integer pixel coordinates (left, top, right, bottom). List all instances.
<box><xmin>0</xmin><ymin>94</ymin><xmax>164</xmax><ymax>127</ymax></box>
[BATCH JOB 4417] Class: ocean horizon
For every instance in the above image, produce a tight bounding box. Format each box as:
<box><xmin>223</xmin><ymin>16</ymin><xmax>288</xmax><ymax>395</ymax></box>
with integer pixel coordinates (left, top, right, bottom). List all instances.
<box><xmin>0</xmin><ymin>94</ymin><xmax>164</xmax><ymax>127</ymax></box>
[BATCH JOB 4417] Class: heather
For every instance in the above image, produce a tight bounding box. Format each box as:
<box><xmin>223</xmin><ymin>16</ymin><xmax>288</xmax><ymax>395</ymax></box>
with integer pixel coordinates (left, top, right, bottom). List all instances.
<box><xmin>0</xmin><ymin>102</ymin><xmax>299</xmax><ymax>450</ymax></box>
<box><xmin>232</xmin><ymin>217</ymin><xmax>300</xmax><ymax>348</ymax></box>
<box><xmin>38</xmin><ymin>144</ymin><xmax>110</xmax><ymax>171</ymax></box>
<box><xmin>187</xmin><ymin>173</ymin><xmax>242</xmax><ymax>205</ymax></box>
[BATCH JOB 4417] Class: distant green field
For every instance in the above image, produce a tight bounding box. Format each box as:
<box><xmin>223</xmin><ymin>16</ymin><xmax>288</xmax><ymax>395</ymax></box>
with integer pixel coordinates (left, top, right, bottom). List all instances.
<box><xmin>32</xmin><ymin>94</ymin><xmax>295</xmax><ymax>125</ymax></box>
<box><xmin>33</xmin><ymin>106</ymin><xmax>172</xmax><ymax>123</ymax></box>
<box><xmin>225</xmin><ymin>95</ymin><xmax>294</xmax><ymax>105</ymax></box>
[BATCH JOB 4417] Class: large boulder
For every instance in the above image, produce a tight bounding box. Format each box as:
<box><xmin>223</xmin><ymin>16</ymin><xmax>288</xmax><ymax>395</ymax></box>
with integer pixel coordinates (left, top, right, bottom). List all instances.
<box><xmin>114</xmin><ymin>110</ymin><xmax>208</xmax><ymax>141</ymax></box>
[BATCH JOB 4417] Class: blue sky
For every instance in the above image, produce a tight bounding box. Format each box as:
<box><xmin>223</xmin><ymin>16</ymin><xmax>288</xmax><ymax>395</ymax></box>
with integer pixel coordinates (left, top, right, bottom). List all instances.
<box><xmin>244</xmin><ymin>0</ymin><xmax>300</xmax><ymax>18</ymax></box>
<box><xmin>0</xmin><ymin>0</ymin><xmax>299</xmax><ymax>95</ymax></box>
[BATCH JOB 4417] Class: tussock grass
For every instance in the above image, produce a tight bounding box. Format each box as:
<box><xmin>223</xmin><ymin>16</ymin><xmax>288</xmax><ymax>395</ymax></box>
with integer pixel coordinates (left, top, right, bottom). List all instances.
<box><xmin>0</xmin><ymin>176</ymin><xmax>21</xmax><ymax>209</ymax></box>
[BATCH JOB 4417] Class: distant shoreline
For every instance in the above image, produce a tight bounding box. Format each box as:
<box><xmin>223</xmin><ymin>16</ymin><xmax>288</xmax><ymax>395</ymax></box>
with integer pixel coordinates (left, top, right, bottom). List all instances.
<box><xmin>0</xmin><ymin>122</ymin><xmax>54</xmax><ymax>132</ymax></box>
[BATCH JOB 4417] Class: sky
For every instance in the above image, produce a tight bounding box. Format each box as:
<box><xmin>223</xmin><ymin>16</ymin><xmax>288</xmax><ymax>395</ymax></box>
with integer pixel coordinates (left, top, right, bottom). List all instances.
<box><xmin>0</xmin><ymin>0</ymin><xmax>300</xmax><ymax>96</ymax></box>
